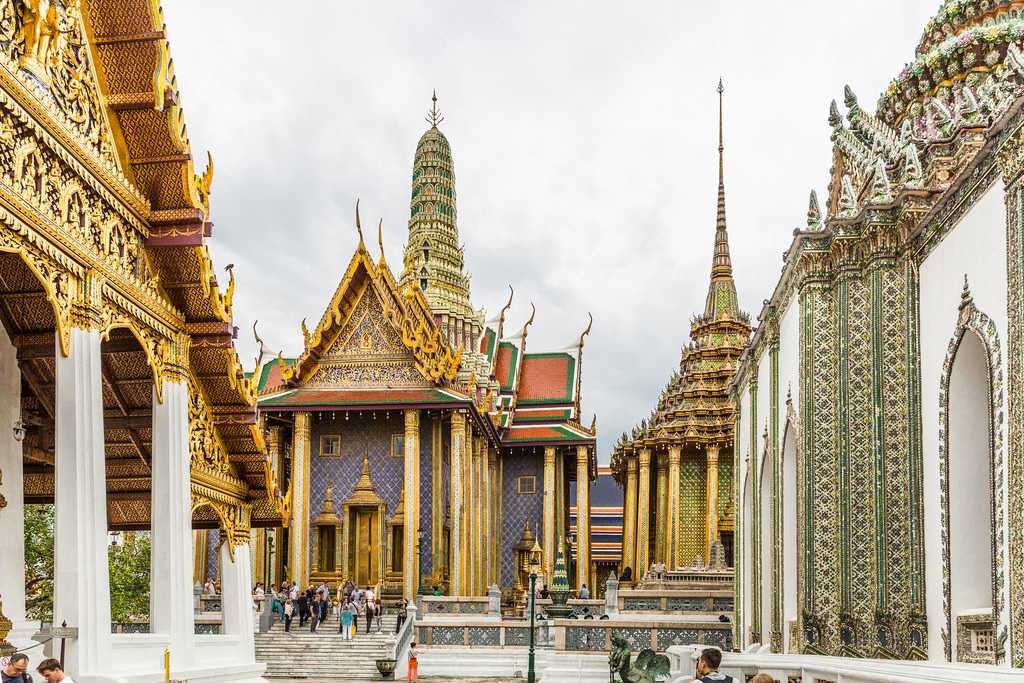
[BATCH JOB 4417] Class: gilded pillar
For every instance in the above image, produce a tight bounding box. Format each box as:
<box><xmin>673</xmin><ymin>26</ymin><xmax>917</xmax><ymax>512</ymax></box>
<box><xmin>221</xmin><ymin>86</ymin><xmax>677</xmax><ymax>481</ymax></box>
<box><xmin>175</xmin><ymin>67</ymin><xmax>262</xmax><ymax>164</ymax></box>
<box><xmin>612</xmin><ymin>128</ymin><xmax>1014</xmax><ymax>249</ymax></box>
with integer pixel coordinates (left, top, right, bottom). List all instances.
<box><xmin>705</xmin><ymin>445</ymin><xmax>720</xmax><ymax>562</ymax></box>
<box><xmin>481</xmin><ymin>436</ymin><xmax>491</xmax><ymax>591</ymax></box>
<box><xmin>289</xmin><ymin>411</ymin><xmax>312</xmax><ymax>588</ymax></box>
<box><xmin>543</xmin><ymin>446</ymin><xmax>557</xmax><ymax>582</ymax></box>
<box><xmin>635</xmin><ymin>448</ymin><xmax>652</xmax><ymax>577</ymax></box>
<box><xmin>622</xmin><ymin>456</ymin><xmax>638</xmax><ymax>582</ymax></box>
<box><xmin>655</xmin><ymin>454</ymin><xmax>668</xmax><ymax>565</ymax></box>
<box><xmin>449</xmin><ymin>411</ymin><xmax>466</xmax><ymax>595</ymax></box>
<box><xmin>555</xmin><ymin>449</ymin><xmax>566</xmax><ymax>575</ymax></box>
<box><xmin>404</xmin><ymin>409</ymin><xmax>421</xmax><ymax>599</ymax></box>
<box><xmin>431</xmin><ymin>416</ymin><xmax>444</xmax><ymax>585</ymax></box>
<box><xmin>488</xmin><ymin>451</ymin><xmax>499</xmax><ymax>586</ymax></box>
<box><xmin>471</xmin><ymin>434</ymin><xmax>484</xmax><ymax>595</ymax></box>
<box><xmin>667</xmin><ymin>445</ymin><xmax>682</xmax><ymax>568</ymax></box>
<box><xmin>575</xmin><ymin>445</ymin><xmax>591</xmax><ymax>592</ymax></box>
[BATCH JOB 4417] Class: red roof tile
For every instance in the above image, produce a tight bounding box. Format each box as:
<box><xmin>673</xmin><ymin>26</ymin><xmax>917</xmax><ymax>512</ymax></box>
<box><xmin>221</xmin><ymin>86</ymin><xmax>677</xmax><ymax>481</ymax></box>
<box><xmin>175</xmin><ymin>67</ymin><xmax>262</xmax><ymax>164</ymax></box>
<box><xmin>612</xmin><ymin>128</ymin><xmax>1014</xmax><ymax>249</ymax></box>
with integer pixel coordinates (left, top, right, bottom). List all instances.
<box><xmin>518</xmin><ymin>353</ymin><xmax>574</xmax><ymax>404</ymax></box>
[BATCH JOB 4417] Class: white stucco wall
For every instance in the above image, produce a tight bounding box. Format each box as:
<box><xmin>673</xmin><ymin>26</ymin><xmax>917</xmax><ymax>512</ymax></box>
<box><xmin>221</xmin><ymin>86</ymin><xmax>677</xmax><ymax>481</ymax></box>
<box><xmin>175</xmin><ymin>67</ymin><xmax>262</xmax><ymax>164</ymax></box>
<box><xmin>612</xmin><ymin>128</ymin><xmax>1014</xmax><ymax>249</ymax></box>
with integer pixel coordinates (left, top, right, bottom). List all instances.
<box><xmin>919</xmin><ymin>178</ymin><xmax>1009</xmax><ymax>662</ymax></box>
<box><xmin>776</xmin><ymin>294</ymin><xmax>800</xmax><ymax>650</ymax></box>
<box><xmin>0</xmin><ymin>318</ymin><xmax>27</xmax><ymax>642</ymax></box>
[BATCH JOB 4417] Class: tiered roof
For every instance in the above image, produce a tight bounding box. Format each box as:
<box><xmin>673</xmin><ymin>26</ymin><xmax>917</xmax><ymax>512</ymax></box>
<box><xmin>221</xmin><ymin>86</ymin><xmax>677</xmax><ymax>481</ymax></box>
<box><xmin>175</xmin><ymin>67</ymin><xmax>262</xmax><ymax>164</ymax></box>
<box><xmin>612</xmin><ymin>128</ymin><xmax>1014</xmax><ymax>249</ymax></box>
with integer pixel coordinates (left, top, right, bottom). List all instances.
<box><xmin>611</xmin><ymin>82</ymin><xmax>751</xmax><ymax>478</ymax></box>
<box><xmin>257</xmin><ymin>99</ymin><xmax>597</xmax><ymax>459</ymax></box>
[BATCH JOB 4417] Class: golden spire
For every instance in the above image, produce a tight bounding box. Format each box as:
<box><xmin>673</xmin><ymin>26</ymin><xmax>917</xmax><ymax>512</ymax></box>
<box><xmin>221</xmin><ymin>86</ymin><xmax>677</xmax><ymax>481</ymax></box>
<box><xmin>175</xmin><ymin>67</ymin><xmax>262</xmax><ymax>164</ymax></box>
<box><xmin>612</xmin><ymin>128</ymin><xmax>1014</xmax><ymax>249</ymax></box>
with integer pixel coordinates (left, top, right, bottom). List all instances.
<box><xmin>703</xmin><ymin>79</ymin><xmax>739</xmax><ymax>321</ymax></box>
<box><xmin>426</xmin><ymin>89</ymin><xmax>444</xmax><ymax>128</ymax></box>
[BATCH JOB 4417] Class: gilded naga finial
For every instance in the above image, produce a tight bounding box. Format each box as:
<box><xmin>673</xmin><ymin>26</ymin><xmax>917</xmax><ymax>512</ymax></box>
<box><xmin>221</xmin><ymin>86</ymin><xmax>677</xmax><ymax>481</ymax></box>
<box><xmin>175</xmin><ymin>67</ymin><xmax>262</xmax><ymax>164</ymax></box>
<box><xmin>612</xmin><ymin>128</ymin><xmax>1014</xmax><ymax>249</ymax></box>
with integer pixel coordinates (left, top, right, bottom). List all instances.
<box><xmin>377</xmin><ymin>218</ymin><xmax>385</xmax><ymax>263</ymax></box>
<box><xmin>578</xmin><ymin>312</ymin><xmax>593</xmax><ymax>349</ymax></box>
<box><xmin>355</xmin><ymin>198</ymin><xmax>365</xmax><ymax>248</ymax></box>
<box><xmin>426</xmin><ymin>90</ymin><xmax>444</xmax><ymax>128</ymax></box>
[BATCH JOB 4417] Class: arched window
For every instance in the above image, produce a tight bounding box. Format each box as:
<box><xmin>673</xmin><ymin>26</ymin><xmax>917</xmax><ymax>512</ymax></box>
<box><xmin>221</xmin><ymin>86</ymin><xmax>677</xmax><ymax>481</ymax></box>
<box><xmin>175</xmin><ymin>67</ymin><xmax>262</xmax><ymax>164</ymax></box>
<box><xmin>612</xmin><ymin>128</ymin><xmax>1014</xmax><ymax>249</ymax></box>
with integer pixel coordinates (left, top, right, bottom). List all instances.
<box><xmin>742</xmin><ymin>466</ymin><xmax>754</xmax><ymax>645</ymax></box>
<box><xmin>419</xmin><ymin>266</ymin><xmax>429</xmax><ymax>292</ymax></box>
<box><xmin>422</xmin><ymin>240</ymin><xmax>430</xmax><ymax>264</ymax></box>
<box><xmin>759</xmin><ymin>439</ymin><xmax>772</xmax><ymax>646</ymax></box>
<box><xmin>781</xmin><ymin>412</ymin><xmax>799</xmax><ymax>652</ymax></box>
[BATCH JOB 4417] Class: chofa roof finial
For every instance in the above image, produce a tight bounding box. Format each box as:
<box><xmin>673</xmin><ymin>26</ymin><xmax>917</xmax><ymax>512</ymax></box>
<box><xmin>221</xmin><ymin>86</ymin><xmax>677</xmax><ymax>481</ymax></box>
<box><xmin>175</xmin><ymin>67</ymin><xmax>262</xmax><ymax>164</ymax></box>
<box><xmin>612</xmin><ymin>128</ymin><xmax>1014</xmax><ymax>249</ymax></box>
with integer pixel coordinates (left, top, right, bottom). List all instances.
<box><xmin>355</xmin><ymin>198</ymin><xmax>365</xmax><ymax>248</ymax></box>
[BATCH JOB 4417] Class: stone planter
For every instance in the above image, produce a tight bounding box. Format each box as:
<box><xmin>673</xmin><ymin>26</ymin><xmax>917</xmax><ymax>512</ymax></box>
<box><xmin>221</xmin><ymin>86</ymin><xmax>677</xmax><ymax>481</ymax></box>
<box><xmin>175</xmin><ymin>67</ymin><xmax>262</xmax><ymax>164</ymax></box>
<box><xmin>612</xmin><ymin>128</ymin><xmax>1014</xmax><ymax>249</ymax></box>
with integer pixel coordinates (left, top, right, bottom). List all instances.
<box><xmin>375</xmin><ymin>658</ymin><xmax>397</xmax><ymax>679</ymax></box>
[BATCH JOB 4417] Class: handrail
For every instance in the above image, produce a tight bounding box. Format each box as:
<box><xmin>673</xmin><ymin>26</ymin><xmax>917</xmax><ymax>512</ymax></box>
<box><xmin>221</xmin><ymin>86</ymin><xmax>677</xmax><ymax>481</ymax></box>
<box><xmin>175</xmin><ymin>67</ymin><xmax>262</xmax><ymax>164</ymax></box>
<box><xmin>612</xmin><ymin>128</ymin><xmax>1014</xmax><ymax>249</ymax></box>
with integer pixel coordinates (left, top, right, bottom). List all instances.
<box><xmin>392</xmin><ymin>605</ymin><xmax>415</xmax><ymax>663</ymax></box>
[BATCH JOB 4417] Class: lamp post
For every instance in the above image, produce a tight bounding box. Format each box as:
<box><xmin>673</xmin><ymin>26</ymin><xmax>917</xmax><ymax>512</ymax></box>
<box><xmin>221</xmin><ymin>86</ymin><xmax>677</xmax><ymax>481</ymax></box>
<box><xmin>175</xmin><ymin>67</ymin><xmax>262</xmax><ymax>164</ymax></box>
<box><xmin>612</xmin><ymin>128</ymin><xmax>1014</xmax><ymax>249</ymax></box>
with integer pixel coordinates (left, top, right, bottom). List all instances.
<box><xmin>527</xmin><ymin>540</ymin><xmax>542</xmax><ymax>683</ymax></box>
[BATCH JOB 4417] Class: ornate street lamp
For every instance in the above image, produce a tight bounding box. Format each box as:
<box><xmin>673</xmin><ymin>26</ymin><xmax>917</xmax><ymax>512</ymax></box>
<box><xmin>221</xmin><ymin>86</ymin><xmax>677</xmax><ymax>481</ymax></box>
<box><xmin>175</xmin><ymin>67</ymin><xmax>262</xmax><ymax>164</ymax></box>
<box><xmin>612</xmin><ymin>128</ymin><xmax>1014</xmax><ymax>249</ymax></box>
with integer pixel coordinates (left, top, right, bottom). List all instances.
<box><xmin>527</xmin><ymin>538</ymin><xmax>542</xmax><ymax>683</ymax></box>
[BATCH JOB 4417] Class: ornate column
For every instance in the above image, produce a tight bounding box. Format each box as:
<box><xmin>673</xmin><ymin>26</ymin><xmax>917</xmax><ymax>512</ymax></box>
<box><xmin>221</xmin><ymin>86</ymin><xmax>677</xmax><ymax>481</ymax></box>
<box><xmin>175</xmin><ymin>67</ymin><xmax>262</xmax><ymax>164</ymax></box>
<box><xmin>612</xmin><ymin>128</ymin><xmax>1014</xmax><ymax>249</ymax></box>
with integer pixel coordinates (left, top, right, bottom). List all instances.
<box><xmin>622</xmin><ymin>456</ymin><xmax>638</xmax><ymax>582</ymax></box>
<box><xmin>0</xmin><ymin>325</ymin><xmax>30</xmax><ymax>649</ymax></box>
<box><xmin>635</xmin><ymin>448</ymin><xmax>652</xmax><ymax>577</ymax></box>
<box><xmin>150</xmin><ymin>379</ymin><xmax>195</xmax><ymax>648</ymax></box>
<box><xmin>705</xmin><ymin>445</ymin><xmax>720</xmax><ymax>562</ymax></box>
<box><xmin>575</xmin><ymin>445</ymin><xmax>591</xmax><ymax>592</ymax></box>
<box><xmin>449</xmin><ymin>411</ymin><xmax>466</xmax><ymax>595</ymax></box>
<box><xmin>404</xmin><ymin>409</ymin><xmax>421</xmax><ymax>599</ymax></box>
<box><xmin>431</xmin><ymin>415</ymin><xmax>444</xmax><ymax>585</ymax></box>
<box><xmin>555</xmin><ymin>448</ymin><xmax>566</xmax><ymax>578</ymax></box>
<box><xmin>543</xmin><ymin>446</ymin><xmax>557</xmax><ymax>581</ymax></box>
<box><xmin>219</xmin><ymin>537</ymin><xmax>256</xmax><ymax>659</ymax></box>
<box><xmin>289</xmin><ymin>411</ymin><xmax>312</xmax><ymax>588</ymax></box>
<box><xmin>667</xmin><ymin>446</ymin><xmax>682</xmax><ymax>568</ymax></box>
<box><xmin>488</xmin><ymin>450</ymin><xmax>499</xmax><ymax>586</ymax></box>
<box><xmin>470</xmin><ymin>433</ymin><xmax>483</xmax><ymax>595</ymax></box>
<box><xmin>481</xmin><ymin>436</ymin><xmax>491</xmax><ymax>590</ymax></box>
<box><xmin>462</xmin><ymin>423</ymin><xmax>473</xmax><ymax>594</ymax></box>
<box><xmin>655</xmin><ymin>454</ymin><xmax>668</xmax><ymax>564</ymax></box>
<box><xmin>53</xmin><ymin>327</ymin><xmax>111</xmax><ymax>677</ymax></box>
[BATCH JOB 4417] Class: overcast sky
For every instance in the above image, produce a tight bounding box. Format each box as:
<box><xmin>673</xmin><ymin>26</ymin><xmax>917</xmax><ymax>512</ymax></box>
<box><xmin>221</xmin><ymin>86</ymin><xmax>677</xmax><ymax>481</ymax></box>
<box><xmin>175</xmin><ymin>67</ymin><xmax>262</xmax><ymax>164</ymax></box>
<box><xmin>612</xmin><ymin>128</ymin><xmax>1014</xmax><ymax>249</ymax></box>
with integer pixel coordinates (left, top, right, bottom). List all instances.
<box><xmin>161</xmin><ymin>1</ymin><xmax>938</xmax><ymax>463</ymax></box>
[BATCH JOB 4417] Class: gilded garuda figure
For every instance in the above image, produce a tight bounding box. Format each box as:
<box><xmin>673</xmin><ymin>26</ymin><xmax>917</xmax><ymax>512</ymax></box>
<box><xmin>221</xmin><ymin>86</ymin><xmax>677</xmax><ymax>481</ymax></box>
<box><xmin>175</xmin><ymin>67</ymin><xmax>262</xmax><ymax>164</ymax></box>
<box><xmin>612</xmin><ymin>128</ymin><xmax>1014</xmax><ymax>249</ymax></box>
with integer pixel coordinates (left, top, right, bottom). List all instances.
<box><xmin>20</xmin><ymin>0</ymin><xmax>62</xmax><ymax>77</ymax></box>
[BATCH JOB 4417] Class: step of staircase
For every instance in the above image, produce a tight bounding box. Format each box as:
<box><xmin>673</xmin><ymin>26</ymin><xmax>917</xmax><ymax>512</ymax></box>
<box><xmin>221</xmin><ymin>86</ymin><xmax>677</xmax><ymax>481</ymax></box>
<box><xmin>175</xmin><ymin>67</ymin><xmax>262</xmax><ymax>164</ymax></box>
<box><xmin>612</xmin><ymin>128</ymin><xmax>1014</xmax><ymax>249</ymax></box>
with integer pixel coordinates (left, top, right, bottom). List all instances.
<box><xmin>255</xmin><ymin>614</ymin><xmax>403</xmax><ymax>680</ymax></box>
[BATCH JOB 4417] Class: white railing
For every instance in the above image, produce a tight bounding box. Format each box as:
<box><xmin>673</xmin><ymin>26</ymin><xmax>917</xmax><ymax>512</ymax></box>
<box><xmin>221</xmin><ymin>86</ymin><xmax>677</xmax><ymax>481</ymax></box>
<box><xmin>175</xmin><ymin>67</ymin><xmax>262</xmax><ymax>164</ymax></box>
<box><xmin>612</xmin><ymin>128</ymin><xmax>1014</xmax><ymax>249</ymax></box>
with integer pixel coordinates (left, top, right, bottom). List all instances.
<box><xmin>392</xmin><ymin>603</ymin><xmax>417</xmax><ymax>679</ymax></box>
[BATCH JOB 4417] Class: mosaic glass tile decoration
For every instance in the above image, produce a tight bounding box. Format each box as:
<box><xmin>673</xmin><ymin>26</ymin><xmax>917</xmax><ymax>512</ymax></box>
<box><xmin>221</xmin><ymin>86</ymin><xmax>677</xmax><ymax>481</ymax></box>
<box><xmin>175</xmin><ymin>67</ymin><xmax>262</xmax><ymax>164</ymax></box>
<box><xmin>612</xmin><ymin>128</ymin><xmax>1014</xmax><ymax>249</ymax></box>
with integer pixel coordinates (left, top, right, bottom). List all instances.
<box><xmin>567</xmin><ymin>626</ymin><xmax>607</xmax><ymax>651</ymax></box>
<box><xmin>432</xmin><ymin>626</ymin><xmax>465</xmax><ymax>646</ymax></box>
<box><xmin>505</xmin><ymin>627</ymin><xmax>530</xmax><ymax>646</ymax></box>
<box><xmin>501</xmin><ymin>451</ymin><xmax>543</xmax><ymax>586</ymax></box>
<box><xmin>659</xmin><ymin>628</ymin><xmax>700</xmax><ymax>648</ymax></box>
<box><xmin>623</xmin><ymin>597</ymin><xmax>661</xmax><ymax>611</ymax></box>
<box><xmin>468</xmin><ymin>626</ymin><xmax>500</xmax><ymax>646</ymax></box>
<box><xmin>612</xmin><ymin>627</ymin><xmax>651</xmax><ymax>651</ymax></box>
<box><xmin>668</xmin><ymin>596</ymin><xmax>709</xmax><ymax>611</ymax></box>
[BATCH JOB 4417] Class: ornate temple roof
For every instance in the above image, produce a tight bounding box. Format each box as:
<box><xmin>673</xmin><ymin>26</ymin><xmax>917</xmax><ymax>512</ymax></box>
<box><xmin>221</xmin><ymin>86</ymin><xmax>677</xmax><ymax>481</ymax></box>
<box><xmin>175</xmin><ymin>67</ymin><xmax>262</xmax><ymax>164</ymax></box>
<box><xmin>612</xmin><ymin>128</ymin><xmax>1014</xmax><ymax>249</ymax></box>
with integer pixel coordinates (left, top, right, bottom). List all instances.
<box><xmin>611</xmin><ymin>82</ymin><xmax>751</xmax><ymax>478</ymax></box>
<box><xmin>258</xmin><ymin>97</ymin><xmax>597</xmax><ymax>459</ymax></box>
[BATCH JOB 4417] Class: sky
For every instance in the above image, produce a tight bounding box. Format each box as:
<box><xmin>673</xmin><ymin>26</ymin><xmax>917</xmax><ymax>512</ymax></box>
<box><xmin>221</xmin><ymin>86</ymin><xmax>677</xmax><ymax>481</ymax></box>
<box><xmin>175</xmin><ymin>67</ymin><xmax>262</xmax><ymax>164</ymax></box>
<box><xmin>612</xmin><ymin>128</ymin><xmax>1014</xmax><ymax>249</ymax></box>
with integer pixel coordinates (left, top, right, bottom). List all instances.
<box><xmin>160</xmin><ymin>1</ymin><xmax>939</xmax><ymax>463</ymax></box>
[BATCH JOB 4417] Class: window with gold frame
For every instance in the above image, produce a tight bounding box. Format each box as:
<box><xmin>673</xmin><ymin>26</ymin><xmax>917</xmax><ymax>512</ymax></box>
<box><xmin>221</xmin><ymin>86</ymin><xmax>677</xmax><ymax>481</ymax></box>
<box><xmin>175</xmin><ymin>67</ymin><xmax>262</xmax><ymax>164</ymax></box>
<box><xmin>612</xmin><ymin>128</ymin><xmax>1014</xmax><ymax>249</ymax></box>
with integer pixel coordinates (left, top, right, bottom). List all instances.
<box><xmin>391</xmin><ymin>433</ymin><xmax>405</xmax><ymax>458</ymax></box>
<box><xmin>516</xmin><ymin>475</ymin><xmax>536</xmax><ymax>495</ymax></box>
<box><xmin>319</xmin><ymin>434</ymin><xmax>341</xmax><ymax>457</ymax></box>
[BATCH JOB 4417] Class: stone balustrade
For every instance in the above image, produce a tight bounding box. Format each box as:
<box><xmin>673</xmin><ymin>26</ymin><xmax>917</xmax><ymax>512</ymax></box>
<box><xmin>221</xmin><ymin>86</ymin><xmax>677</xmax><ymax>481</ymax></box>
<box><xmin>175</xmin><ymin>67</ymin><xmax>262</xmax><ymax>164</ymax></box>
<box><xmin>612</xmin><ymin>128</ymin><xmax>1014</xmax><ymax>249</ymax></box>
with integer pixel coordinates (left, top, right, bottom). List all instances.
<box><xmin>418</xmin><ymin>595</ymin><xmax>491</xmax><ymax>616</ymax></box>
<box><xmin>617</xmin><ymin>589</ymin><xmax>733</xmax><ymax>614</ymax></box>
<box><xmin>556</xmin><ymin>618</ymin><xmax>732</xmax><ymax>652</ymax></box>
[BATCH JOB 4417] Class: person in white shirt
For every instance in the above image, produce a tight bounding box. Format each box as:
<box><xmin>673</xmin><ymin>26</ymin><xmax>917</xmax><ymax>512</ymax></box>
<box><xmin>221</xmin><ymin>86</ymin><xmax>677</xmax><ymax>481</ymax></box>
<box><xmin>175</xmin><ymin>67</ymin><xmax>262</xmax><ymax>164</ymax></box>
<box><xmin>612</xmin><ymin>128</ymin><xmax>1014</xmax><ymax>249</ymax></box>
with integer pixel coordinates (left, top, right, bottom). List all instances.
<box><xmin>36</xmin><ymin>659</ymin><xmax>73</xmax><ymax>683</ymax></box>
<box><xmin>365</xmin><ymin>585</ymin><xmax>375</xmax><ymax>603</ymax></box>
<box><xmin>578</xmin><ymin>584</ymin><xmax>590</xmax><ymax>600</ymax></box>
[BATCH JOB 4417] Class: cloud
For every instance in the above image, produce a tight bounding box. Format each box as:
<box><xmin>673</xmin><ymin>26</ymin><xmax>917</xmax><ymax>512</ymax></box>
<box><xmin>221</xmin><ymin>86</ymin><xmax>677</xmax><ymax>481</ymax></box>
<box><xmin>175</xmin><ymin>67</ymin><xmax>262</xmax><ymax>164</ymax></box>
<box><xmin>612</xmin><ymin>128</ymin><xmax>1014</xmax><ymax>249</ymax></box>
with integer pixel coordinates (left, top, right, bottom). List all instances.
<box><xmin>161</xmin><ymin>0</ymin><xmax>938</xmax><ymax>462</ymax></box>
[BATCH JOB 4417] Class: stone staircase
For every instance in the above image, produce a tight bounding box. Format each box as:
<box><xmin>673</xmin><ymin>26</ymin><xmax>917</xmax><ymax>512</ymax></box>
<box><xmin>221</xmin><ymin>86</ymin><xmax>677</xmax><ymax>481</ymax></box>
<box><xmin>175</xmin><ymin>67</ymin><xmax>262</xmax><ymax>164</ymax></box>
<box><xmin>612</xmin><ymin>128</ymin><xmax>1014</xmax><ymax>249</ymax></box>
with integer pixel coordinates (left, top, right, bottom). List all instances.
<box><xmin>255</xmin><ymin>613</ymin><xmax>400</xmax><ymax>681</ymax></box>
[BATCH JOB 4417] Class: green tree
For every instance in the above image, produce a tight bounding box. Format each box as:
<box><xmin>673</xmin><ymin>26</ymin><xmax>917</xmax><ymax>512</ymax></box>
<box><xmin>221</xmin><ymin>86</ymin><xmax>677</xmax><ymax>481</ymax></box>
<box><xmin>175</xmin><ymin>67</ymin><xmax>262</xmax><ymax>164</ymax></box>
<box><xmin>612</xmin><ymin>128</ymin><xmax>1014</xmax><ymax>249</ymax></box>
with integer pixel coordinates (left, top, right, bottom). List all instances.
<box><xmin>24</xmin><ymin>504</ymin><xmax>54</xmax><ymax>621</ymax></box>
<box><xmin>108</xmin><ymin>533</ymin><xmax>151</xmax><ymax>624</ymax></box>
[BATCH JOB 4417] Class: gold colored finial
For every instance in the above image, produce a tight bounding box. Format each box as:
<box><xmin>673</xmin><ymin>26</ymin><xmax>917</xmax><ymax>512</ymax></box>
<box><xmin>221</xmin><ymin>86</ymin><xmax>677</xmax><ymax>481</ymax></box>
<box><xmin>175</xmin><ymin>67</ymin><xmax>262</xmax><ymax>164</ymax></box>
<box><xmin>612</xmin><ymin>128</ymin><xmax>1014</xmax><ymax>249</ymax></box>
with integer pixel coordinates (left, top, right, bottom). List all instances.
<box><xmin>426</xmin><ymin>90</ymin><xmax>444</xmax><ymax>128</ymax></box>
<box><xmin>578</xmin><ymin>312</ymin><xmax>593</xmax><ymax>349</ymax></box>
<box><xmin>377</xmin><ymin>218</ymin><xmax>385</xmax><ymax>262</ymax></box>
<box><xmin>355</xmin><ymin>198</ymin><xmax>365</xmax><ymax>248</ymax></box>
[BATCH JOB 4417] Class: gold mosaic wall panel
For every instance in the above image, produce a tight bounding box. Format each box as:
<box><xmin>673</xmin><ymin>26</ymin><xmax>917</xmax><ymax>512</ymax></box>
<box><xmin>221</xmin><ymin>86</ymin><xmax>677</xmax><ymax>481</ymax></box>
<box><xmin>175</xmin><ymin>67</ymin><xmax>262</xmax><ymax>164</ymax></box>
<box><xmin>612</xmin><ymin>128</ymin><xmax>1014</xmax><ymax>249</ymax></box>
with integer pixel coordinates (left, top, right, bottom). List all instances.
<box><xmin>679</xmin><ymin>450</ymin><xmax>706</xmax><ymax>566</ymax></box>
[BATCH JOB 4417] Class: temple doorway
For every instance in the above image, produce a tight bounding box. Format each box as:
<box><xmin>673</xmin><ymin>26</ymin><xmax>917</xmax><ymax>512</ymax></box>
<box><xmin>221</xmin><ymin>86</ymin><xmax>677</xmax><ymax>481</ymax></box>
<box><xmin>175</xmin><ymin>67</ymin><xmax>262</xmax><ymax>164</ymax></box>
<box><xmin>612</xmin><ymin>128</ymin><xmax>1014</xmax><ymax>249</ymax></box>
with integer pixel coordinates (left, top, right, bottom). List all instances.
<box><xmin>350</xmin><ymin>506</ymin><xmax>381</xmax><ymax>586</ymax></box>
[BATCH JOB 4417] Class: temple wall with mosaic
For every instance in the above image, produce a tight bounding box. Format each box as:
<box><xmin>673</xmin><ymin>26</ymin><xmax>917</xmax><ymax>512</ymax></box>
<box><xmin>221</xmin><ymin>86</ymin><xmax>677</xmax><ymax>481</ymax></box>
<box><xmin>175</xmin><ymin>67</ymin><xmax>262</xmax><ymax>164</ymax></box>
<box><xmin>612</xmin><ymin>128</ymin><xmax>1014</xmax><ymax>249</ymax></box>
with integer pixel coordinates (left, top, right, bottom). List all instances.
<box><xmin>729</xmin><ymin>1</ymin><xmax>1024</xmax><ymax>670</ymax></box>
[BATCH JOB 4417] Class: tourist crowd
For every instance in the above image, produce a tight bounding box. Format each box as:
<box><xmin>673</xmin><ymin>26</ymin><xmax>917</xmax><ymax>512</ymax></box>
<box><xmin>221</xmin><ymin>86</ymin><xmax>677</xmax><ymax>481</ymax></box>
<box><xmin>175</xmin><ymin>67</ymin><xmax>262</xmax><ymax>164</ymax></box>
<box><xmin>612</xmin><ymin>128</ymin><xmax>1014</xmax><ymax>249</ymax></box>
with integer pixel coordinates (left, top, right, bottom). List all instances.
<box><xmin>252</xmin><ymin>581</ymin><xmax>410</xmax><ymax>637</ymax></box>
